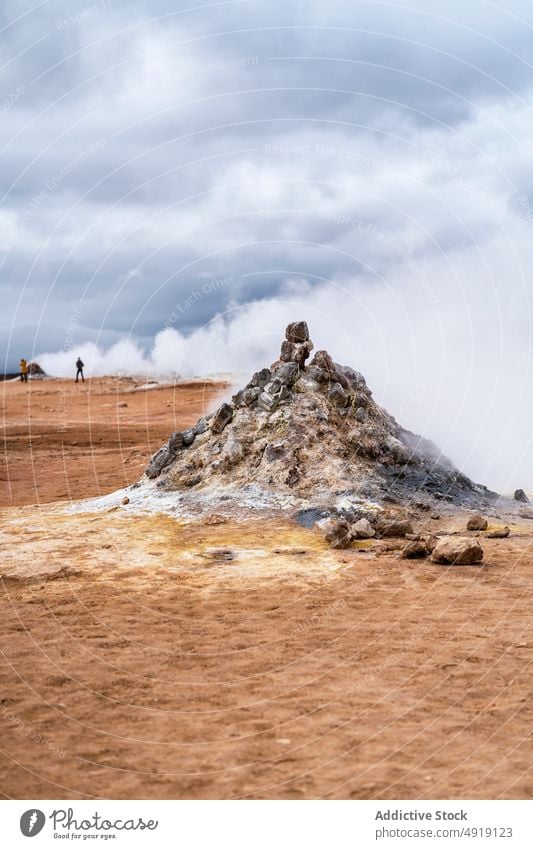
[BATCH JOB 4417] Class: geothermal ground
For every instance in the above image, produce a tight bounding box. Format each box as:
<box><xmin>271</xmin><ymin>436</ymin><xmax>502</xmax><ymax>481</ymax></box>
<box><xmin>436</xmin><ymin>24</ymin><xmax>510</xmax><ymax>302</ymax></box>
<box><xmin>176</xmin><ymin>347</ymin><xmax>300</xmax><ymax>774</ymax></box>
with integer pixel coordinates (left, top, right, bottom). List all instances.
<box><xmin>0</xmin><ymin>376</ymin><xmax>531</xmax><ymax>799</ymax></box>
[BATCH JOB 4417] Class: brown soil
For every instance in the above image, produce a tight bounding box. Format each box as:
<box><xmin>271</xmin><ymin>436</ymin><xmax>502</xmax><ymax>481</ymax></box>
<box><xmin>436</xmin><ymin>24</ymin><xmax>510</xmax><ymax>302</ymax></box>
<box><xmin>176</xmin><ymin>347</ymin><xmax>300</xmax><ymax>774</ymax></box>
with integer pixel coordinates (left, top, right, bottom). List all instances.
<box><xmin>0</xmin><ymin>377</ymin><xmax>229</xmax><ymax>507</ymax></box>
<box><xmin>0</xmin><ymin>378</ymin><xmax>531</xmax><ymax>800</ymax></box>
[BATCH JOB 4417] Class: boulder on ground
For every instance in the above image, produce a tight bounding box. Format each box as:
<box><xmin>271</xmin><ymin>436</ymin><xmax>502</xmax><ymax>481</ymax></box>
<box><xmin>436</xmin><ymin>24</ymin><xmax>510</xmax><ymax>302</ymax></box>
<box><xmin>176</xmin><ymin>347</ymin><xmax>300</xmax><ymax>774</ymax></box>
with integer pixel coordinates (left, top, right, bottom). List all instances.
<box><xmin>376</xmin><ymin>518</ymin><xmax>414</xmax><ymax>538</ymax></box>
<box><xmin>430</xmin><ymin>536</ymin><xmax>483</xmax><ymax>565</ymax></box>
<box><xmin>401</xmin><ymin>540</ymin><xmax>427</xmax><ymax>559</ymax></box>
<box><xmin>486</xmin><ymin>526</ymin><xmax>510</xmax><ymax>538</ymax></box>
<box><xmin>514</xmin><ymin>488</ymin><xmax>529</xmax><ymax>503</ymax></box>
<box><xmin>518</xmin><ymin>507</ymin><xmax>533</xmax><ymax>519</ymax></box>
<box><xmin>210</xmin><ymin>403</ymin><xmax>234</xmax><ymax>434</ymax></box>
<box><xmin>466</xmin><ymin>515</ymin><xmax>488</xmax><ymax>531</ymax></box>
<box><xmin>315</xmin><ymin>517</ymin><xmax>352</xmax><ymax>549</ymax></box>
<box><xmin>351</xmin><ymin>518</ymin><xmax>375</xmax><ymax>539</ymax></box>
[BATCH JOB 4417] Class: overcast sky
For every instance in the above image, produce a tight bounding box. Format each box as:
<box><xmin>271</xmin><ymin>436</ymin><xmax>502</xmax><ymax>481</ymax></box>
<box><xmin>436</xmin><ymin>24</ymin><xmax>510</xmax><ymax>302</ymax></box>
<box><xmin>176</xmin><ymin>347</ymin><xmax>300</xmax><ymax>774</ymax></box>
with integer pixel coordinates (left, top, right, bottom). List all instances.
<box><xmin>2</xmin><ymin>0</ymin><xmax>533</xmax><ymax>489</ymax></box>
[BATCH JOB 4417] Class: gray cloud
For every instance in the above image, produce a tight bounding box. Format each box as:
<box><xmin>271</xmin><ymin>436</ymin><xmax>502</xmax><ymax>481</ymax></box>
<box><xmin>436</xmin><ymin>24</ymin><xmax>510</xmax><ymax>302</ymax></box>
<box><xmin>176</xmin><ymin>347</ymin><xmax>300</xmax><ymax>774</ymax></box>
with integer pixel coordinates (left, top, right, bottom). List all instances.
<box><xmin>2</xmin><ymin>0</ymin><xmax>533</xmax><ymax>489</ymax></box>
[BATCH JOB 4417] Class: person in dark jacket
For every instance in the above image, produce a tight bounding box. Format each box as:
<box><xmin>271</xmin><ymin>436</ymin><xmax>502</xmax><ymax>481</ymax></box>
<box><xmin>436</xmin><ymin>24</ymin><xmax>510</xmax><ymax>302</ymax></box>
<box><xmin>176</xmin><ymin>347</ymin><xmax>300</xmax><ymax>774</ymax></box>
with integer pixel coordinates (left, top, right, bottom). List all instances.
<box><xmin>75</xmin><ymin>357</ymin><xmax>85</xmax><ymax>383</ymax></box>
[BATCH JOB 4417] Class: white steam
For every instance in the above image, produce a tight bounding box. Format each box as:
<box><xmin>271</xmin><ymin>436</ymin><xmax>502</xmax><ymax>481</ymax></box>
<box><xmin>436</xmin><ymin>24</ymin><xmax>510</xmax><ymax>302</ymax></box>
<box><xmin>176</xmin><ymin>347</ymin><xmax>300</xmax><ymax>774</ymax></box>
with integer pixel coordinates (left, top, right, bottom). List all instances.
<box><xmin>37</xmin><ymin>267</ymin><xmax>533</xmax><ymax>495</ymax></box>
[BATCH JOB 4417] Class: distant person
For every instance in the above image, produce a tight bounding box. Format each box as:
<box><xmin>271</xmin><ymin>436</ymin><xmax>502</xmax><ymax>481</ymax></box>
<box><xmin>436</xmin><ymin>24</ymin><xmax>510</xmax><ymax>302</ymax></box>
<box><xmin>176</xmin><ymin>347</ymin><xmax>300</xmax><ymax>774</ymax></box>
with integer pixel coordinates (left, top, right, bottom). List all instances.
<box><xmin>75</xmin><ymin>357</ymin><xmax>85</xmax><ymax>383</ymax></box>
<box><xmin>20</xmin><ymin>358</ymin><xmax>28</xmax><ymax>383</ymax></box>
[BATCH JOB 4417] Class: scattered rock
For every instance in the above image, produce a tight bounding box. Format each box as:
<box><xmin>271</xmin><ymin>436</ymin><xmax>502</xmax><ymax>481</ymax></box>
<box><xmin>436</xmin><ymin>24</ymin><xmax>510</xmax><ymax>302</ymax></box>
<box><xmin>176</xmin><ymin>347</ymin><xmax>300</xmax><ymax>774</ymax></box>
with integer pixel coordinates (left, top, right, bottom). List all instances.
<box><xmin>467</xmin><ymin>515</ymin><xmax>488</xmax><ymax>531</ymax></box>
<box><xmin>401</xmin><ymin>540</ymin><xmax>427</xmax><ymax>559</ymax></box>
<box><xmin>145</xmin><ymin>445</ymin><xmax>174</xmax><ymax>478</ymax></box>
<box><xmin>210</xmin><ymin>403</ymin><xmax>234</xmax><ymax>434</ymax></box>
<box><xmin>258</xmin><ymin>391</ymin><xmax>279</xmax><ymax>413</ymax></box>
<box><xmin>514</xmin><ymin>488</ymin><xmax>529</xmax><ymax>503</ymax></box>
<box><xmin>121</xmin><ymin>496</ymin><xmax>130</xmax><ymax>505</ymax></box>
<box><xmin>351</xmin><ymin>518</ymin><xmax>376</xmax><ymax>539</ymax></box>
<box><xmin>248</xmin><ymin>368</ymin><xmax>271</xmax><ymax>389</ymax></box>
<box><xmin>315</xmin><ymin>517</ymin><xmax>352</xmax><ymax>549</ymax></box>
<box><xmin>117</xmin><ymin>402</ymin><xmax>128</xmax><ymax>408</ymax></box>
<box><xmin>486</xmin><ymin>526</ymin><xmax>510</xmax><ymax>538</ymax></box>
<box><xmin>518</xmin><ymin>507</ymin><xmax>533</xmax><ymax>519</ymax></box>
<box><xmin>430</xmin><ymin>537</ymin><xmax>483</xmax><ymax>565</ymax></box>
<box><xmin>405</xmin><ymin>532</ymin><xmax>420</xmax><ymax>540</ymax></box>
<box><xmin>204</xmin><ymin>515</ymin><xmax>227</xmax><ymax>525</ymax></box>
<box><xmin>376</xmin><ymin>519</ymin><xmax>414</xmax><ymax>538</ymax></box>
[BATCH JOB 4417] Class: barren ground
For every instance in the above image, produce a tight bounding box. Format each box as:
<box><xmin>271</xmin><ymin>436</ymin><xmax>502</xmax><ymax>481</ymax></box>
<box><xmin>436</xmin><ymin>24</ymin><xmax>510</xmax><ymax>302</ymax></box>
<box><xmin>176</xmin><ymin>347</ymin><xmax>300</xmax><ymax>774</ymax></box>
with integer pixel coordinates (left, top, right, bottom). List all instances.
<box><xmin>0</xmin><ymin>378</ymin><xmax>531</xmax><ymax>799</ymax></box>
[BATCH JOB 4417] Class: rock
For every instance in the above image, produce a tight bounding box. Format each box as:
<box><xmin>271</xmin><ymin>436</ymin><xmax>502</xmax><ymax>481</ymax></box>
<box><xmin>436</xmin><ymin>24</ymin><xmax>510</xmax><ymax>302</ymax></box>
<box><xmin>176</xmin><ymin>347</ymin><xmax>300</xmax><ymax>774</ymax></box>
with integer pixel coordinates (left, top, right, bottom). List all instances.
<box><xmin>518</xmin><ymin>507</ymin><xmax>533</xmax><ymax>519</ymax></box>
<box><xmin>280</xmin><ymin>340</ymin><xmax>295</xmax><ymax>362</ymax></box>
<box><xmin>466</xmin><ymin>515</ymin><xmax>488</xmax><ymax>531</ymax></box>
<box><xmin>121</xmin><ymin>496</ymin><xmax>130</xmax><ymax>505</ymax></box>
<box><xmin>430</xmin><ymin>537</ymin><xmax>483</xmax><ymax>565</ymax></box>
<box><xmin>315</xmin><ymin>517</ymin><xmax>353</xmax><ymax>549</ymax></box>
<box><xmin>264</xmin><ymin>379</ymin><xmax>282</xmax><ymax>395</ymax></box>
<box><xmin>193</xmin><ymin>417</ymin><xmax>209</xmax><ymax>435</ymax></box>
<box><xmin>204</xmin><ymin>515</ymin><xmax>227</xmax><ymax>525</ymax></box>
<box><xmin>263</xmin><ymin>441</ymin><xmax>287</xmax><ymax>462</ymax></box>
<box><xmin>285</xmin><ymin>321</ymin><xmax>309</xmax><ymax>343</ymax></box>
<box><xmin>328</xmin><ymin>382</ymin><xmax>349</xmax><ymax>408</ymax></box>
<box><xmin>355</xmin><ymin>407</ymin><xmax>367</xmax><ymax>423</ymax></box>
<box><xmin>168</xmin><ymin>431</ymin><xmax>184</xmax><ymax>451</ymax></box>
<box><xmin>278</xmin><ymin>385</ymin><xmax>290</xmax><ymax>402</ymax></box>
<box><xmin>376</xmin><ymin>519</ymin><xmax>414</xmax><ymax>538</ymax></box>
<box><xmin>351</xmin><ymin>518</ymin><xmax>375</xmax><ymax>539</ymax></box>
<box><xmin>514</xmin><ymin>488</ymin><xmax>529</xmax><ymax>503</ymax></box>
<box><xmin>486</xmin><ymin>526</ymin><xmax>510</xmax><ymax>538</ymax></box>
<box><xmin>242</xmin><ymin>387</ymin><xmax>261</xmax><ymax>406</ymax></box>
<box><xmin>310</xmin><ymin>350</ymin><xmax>335</xmax><ymax>373</ymax></box>
<box><xmin>118</xmin><ymin>402</ymin><xmax>128</xmax><ymax>408</ymax></box>
<box><xmin>258</xmin><ymin>391</ymin><xmax>279</xmax><ymax>413</ymax></box>
<box><xmin>401</xmin><ymin>540</ymin><xmax>427</xmax><ymax>559</ymax></box>
<box><xmin>145</xmin><ymin>445</ymin><xmax>174</xmax><ymax>478</ymax></box>
<box><xmin>405</xmin><ymin>532</ymin><xmax>421</xmax><ymax>540</ymax></box>
<box><xmin>210</xmin><ymin>403</ymin><xmax>233</xmax><ymax>434</ymax></box>
<box><xmin>248</xmin><ymin>367</ymin><xmax>272</xmax><ymax>388</ymax></box>
<box><xmin>425</xmin><ymin>535</ymin><xmax>439</xmax><ymax>553</ymax></box>
<box><xmin>273</xmin><ymin>362</ymin><xmax>300</xmax><ymax>385</ymax></box>
<box><xmin>182</xmin><ymin>429</ymin><xmax>196</xmax><ymax>447</ymax></box>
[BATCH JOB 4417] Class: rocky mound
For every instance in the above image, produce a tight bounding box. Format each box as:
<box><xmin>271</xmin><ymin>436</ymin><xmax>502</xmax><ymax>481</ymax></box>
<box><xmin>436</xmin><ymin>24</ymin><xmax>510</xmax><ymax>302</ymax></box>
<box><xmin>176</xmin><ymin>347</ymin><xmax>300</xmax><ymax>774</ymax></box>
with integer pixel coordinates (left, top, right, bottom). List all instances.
<box><xmin>143</xmin><ymin>322</ymin><xmax>496</xmax><ymax>513</ymax></box>
<box><xmin>27</xmin><ymin>361</ymin><xmax>46</xmax><ymax>377</ymax></box>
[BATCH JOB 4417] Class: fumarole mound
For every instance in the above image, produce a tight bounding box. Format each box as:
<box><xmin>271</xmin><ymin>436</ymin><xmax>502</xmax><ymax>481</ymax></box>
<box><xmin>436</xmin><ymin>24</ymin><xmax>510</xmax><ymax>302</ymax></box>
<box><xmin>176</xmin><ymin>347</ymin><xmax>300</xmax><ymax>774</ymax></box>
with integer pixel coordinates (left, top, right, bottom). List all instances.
<box><xmin>143</xmin><ymin>322</ymin><xmax>495</xmax><ymax>513</ymax></box>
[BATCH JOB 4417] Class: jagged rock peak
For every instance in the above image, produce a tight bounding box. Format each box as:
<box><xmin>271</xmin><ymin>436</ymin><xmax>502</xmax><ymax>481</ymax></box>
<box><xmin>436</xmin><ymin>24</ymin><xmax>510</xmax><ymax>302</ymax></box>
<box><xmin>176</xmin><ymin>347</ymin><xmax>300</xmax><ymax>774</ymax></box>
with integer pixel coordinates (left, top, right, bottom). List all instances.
<box><xmin>143</xmin><ymin>321</ymin><xmax>493</xmax><ymax>511</ymax></box>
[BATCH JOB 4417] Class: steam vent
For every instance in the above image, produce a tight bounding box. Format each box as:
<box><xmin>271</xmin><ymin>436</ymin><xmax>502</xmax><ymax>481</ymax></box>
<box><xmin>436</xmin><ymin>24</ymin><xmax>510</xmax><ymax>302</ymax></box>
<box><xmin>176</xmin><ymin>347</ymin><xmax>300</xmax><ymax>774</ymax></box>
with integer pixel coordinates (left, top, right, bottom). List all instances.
<box><xmin>144</xmin><ymin>321</ymin><xmax>495</xmax><ymax>513</ymax></box>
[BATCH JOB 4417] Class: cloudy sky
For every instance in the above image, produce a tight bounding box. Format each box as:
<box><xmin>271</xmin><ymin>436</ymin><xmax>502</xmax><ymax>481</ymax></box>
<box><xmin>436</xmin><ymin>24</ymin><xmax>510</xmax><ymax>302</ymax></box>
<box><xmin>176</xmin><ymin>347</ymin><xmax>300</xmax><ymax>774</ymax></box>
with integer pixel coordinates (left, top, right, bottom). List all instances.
<box><xmin>2</xmin><ymin>0</ymin><xmax>533</xmax><ymax>490</ymax></box>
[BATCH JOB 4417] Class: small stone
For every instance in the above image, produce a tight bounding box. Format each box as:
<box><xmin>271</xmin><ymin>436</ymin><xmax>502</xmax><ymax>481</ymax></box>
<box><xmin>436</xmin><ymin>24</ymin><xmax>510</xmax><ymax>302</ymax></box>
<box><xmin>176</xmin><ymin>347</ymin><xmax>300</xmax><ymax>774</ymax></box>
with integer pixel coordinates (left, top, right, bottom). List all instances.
<box><xmin>401</xmin><ymin>540</ymin><xmax>427</xmax><ymax>559</ymax></box>
<box><xmin>351</xmin><ymin>518</ymin><xmax>375</xmax><ymax>539</ymax></box>
<box><xmin>355</xmin><ymin>407</ymin><xmax>367</xmax><ymax>423</ymax></box>
<box><xmin>258</xmin><ymin>391</ymin><xmax>279</xmax><ymax>412</ymax></box>
<box><xmin>242</xmin><ymin>387</ymin><xmax>261</xmax><ymax>406</ymax></box>
<box><xmin>431</xmin><ymin>536</ymin><xmax>483</xmax><ymax>565</ymax></box>
<box><xmin>182</xmin><ymin>429</ymin><xmax>195</xmax><ymax>446</ymax></box>
<box><xmin>405</xmin><ymin>532</ymin><xmax>421</xmax><ymax>540</ymax></box>
<box><xmin>145</xmin><ymin>445</ymin><xmax>174</xmax><ymax>478</ymax></box>
<box><xmin>467</xmin><ymin>515</ymin><xmax>488</xmax><ymax>531</ymax></box>
<box><xmin>193</xmin><ymin>417</ymin><xmax>209</xmax><ymax>435</ymax></box>
<box><xmin>263</xmin><ymin>441</ymin><xmax>287</xmax><ymax>462</ymax></box>
<box><xmin>210</xmin><ymin>403</ymin><xmax>233</xmax><ymax>434</ymax></box>
<box><xmin>486</xmin><ymin>526</ymin><xmax>510</xmax><ymax>538</ymax></box>
<box><xmin>285</xmin><ymin>321</ymin><xmax>309</xmax><ymax>343</ymax></box>
<box><xmin>514</xmin><ymin>488</ymin><xmax>529</xmax><ymax>503</ymax></box>
<box><xmin>328</xmin><ymin>382</ymin><xmax>349</xmax><ymax>408</ymax></box>
<box><xmin>311</xmin><ymin>350</ymin><xmax>335</xmax><ymax>372</ymax></box>
<box><xmin>121</xmin><ymin>496</ymin><xmax>130</xmax><ymax>505</ymax></box>
<box><xmin>425</xmin><ymin>535</ymin><xmax>439</xmax><ymax>552</ymax></box>
<box><xmin>315</xmin><ymin>517</ymin><xmax>353</xmax><ymax>549</ymax></box>
<box><xmin>248</xmin><ymin>368</ymin><xmax>271</xmax><ymax>388</ymax></box>
<box><xmin>264</xmin><ymin>379</ymin><xmax>282</xmax><ymax>395</ymax></box>
<box><xmin>168</xmin><ymin>431</ymin><xmax>184</xmax><ymax>451</ymax></box>
<box><xmin>273</xmin><ymin>362</ymin><xmax>300</xmax><ymax>385</ymax></box>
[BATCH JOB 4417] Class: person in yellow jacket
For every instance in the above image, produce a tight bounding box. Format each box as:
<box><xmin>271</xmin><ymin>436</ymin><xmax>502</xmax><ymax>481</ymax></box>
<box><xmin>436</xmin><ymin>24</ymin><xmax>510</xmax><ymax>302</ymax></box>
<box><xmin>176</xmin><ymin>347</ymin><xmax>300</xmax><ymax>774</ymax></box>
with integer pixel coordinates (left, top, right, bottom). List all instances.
<box><xmin>20</xmin><ymin>358</ymin><xmax>28</xmax><ymax>383</ymax></box>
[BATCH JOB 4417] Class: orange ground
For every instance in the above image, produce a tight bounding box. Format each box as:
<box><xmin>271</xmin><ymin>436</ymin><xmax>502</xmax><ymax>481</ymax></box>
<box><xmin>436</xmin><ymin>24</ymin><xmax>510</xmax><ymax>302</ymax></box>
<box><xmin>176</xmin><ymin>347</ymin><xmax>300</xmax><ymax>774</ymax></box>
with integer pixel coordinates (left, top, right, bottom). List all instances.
<box><xmin>0</xmin><ymin>377</ymin><xmax>531</xmax><ymax>800</ymax></box>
